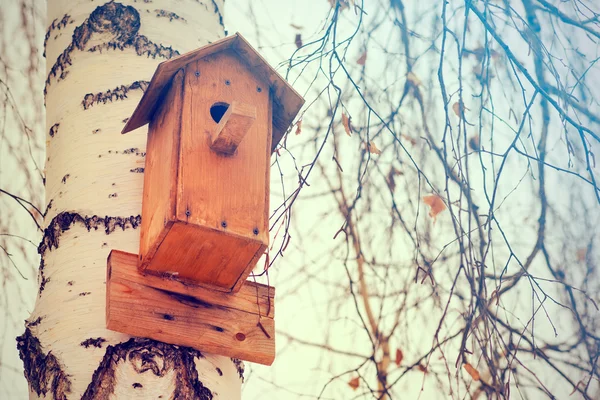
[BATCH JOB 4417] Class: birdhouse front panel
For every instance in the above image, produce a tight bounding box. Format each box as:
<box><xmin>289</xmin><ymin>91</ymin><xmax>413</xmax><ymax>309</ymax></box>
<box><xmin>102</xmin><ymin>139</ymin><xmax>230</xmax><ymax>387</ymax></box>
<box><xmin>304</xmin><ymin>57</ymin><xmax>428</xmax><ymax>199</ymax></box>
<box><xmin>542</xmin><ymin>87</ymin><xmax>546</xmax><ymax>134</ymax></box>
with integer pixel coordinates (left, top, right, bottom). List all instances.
<box><xmin>139</xmin><ymin>50</ymin><xmax>272</xmax><ymax>291</ymax></box>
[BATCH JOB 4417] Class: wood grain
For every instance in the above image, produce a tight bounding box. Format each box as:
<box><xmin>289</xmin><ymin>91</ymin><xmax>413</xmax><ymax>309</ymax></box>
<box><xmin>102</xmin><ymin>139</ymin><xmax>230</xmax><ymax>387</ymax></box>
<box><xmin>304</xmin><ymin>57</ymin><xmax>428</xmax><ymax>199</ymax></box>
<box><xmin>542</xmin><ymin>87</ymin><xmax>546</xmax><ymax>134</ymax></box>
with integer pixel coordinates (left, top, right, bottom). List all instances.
<box><xmin>210</xmin><ymin>101</ymin><xmax>256</xmax><ymax>155</ymax></box>
<box><xmin>138</xmin><ymin>70</ymin><xmax>184</xmax><ymax>270</ymax></box>
<box><xmin>107</xmin><ymin>250</ymin><xmax>276</xmax><ymax>365</ymax></box>
<box><xmin>121</xmin><ymin>33</ymin><xmax>304</xmax><ymax>152</ymax></box>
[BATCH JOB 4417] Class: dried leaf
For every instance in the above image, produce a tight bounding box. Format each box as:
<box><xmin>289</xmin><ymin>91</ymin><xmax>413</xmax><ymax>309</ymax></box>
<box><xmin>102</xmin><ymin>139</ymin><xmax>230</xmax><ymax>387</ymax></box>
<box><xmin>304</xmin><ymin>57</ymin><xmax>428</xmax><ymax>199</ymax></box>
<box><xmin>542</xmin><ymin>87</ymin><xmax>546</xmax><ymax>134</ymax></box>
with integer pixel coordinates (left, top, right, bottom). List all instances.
<box><xmin>401</xmin><ymin>134</ymin><xmax>417</xmax><ymax>146</ymax></box>
<box><xmin>576</xmin><ymin>248</ymin><xmax>587</xmax><ymax>262</ymax></box>
<box><xmin>463</xmin><ymin>363</ymin><xmax>480</xmax><ymax>381</ymax></box>
<box><xmin>423</xmin><ymin>194</ymin><xmax>446</xmax><ymax>220</ymax></box>
<box><xmin>348</xmin><ymin>376</ymin><xmax>360</xmax><ymax>390</ymax></box>
<box><xmin>418</xmin><ymin>364</ymin><xmax>428</xmax><ymax>373</ymax></box>
<box><xmin>295</xmin><ymin>34</ymin><xmax>303</xmax><ymax>49</ymax></box>
<box><xmin>407</xmin><ymin>71</ymin><xmax>421</xmax><ymax>87</ymax></box>
<box><xmin>452</xmin><ymin>101</ymin><xmax>469</xmax><ymax>119</ymax></box>
<box><xmin>295</xmin><ymin>119</ymin><xmax>302</xmax><ymax>135</ymax></box>
<box><xmin>290</xmin><ymin>23</ymin><xmax>303</xmax><ymax>30</ymax></box>
<box><xmin>357</xmin><ymin>51</ymin><xmax>367</xmax><ymax>65</ymax></box>
<box><xmin>329</xmin><ymin>0</ymin><xmax>349</xmax><ymax>10</ymax></box>
<box><xmin>395</xmin><ymin>349</ymin><xmax>404</xmax><ymax>366</ymax></box>
<box><xmin>387</xmin><ymin>167</ymin><xmax>403</xmax><ymax>191</ymax></box>
<box><xmin>469</xmin><ymin>134</ymin><xmax>480</xmax><ymax>151</ymax></box>
<box><xmin>342</xmin><ymin>112</ymin><xmax>352</xmax><ymax>136</ymax></box>
<box><xmin>365</xmin><ymin>141</ymin><xmax>382</xmax><ymax>155</ymax></box>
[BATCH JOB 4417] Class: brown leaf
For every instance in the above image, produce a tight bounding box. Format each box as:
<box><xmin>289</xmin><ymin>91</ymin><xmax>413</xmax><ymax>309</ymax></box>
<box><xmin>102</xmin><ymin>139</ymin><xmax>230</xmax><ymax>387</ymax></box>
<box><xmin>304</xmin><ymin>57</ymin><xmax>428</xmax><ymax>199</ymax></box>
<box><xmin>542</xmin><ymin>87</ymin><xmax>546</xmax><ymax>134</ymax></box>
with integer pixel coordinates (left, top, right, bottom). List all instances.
<box><xmin>290</xmin><ymin>23</ymin><xmax>303</xmax><ymax>30</ymax></box>
<box><xmin>348</xmin><ymin>376</ymin><xmax>360</xmax><ymax>390</ymax></box>
<box><xmin>469</xmin><ymin>134</ymin><xmax>480</xmax><ymax>151</ymax></box>
<box><xmin>395</xmin><ymin>349</ymin><xmax>404</xmax><ymax>366</ymax></box>
<box><xmin>576</xmin><ymin>248</ymin><xmax>587</xmax><ymax>262</ymax></box>
<box><xmin>407</xmin><ymin>71</ymin><xmax>421</xmax><ymax>87</ymax></box>
<box><xmin>423</xmin><ymin>194</ymin><xmax>446</xmax><ymax>220</ymax></box>
<box><xmin>418</xmin><ymin>364</ymin><xmax>428</xmax><ymax>373</ymax></box>
<box><xmin>295</xmin><ymin>120</ymin><xmax>302</xmax><ymax>135</ymax></box>
<box><xmin>357</xmin><ymin>51</ymin><xmax>367</xmax><ymax>65</ymax></box>
<box><xmin>452</xmin><ymin>101</ymin><xmax>469</xmax><ymax>119</ymax></box>
<box><xmin>401</xmin><ymin>134</ymin><xmax>417</xmax><ymax>146</ymax></box>
<box><xmin>570</xmin><ymin>379</ymin><xmax>585</xmax><ymax>396</ymax></box>
<box><xmin>386</xmin><ymin>167</ymin><xmax>403</xmax><ymax>191</ymax></box>
<box><xmin>463</xmin><ymin>363</ymin><xmax>481</xmax><ymax>381</ymax></box>
<box><xmin>295</xmin><ymin>34</ymin><xmax>303</xmax><ymax>49</ymax></box>
<box><xmin>342</xmin><ymin>112</ymin><xmax>352</xmax><ymax>136</ymax></box>
<box><xmin>365</xmin><ymin>141</ymin><xmax>382</xmax><ymax>155</ymax></box>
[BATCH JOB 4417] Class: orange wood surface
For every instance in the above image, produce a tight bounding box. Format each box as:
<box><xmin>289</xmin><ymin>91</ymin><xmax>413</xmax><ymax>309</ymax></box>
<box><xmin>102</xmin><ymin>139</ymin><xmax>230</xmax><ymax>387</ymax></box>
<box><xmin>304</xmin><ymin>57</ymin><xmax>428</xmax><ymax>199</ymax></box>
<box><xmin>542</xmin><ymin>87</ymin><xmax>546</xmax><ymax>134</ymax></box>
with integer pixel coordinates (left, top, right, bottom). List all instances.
<box><xmin>107</xmin><ymin>250</ymin><xmax>276</xmax><ymax>365</ymax></box>
<box><xmin>210</xmin><ymin>101</ymin><xmax>256</xmax><ymax>155</ymax></box>
<box><xmin>147</xmin><ymin>222</ymin><xmax>266</xmax><ymax>290</ymax></box>
<box><xmin>138</xmin><ymin>70</ymin><xmax>183</xmax><ymax>269</ymax></box>
<box><xmin>122</xmin><ymin>33</ymin><xmax>304</xmax><ymax>152</ymax></box>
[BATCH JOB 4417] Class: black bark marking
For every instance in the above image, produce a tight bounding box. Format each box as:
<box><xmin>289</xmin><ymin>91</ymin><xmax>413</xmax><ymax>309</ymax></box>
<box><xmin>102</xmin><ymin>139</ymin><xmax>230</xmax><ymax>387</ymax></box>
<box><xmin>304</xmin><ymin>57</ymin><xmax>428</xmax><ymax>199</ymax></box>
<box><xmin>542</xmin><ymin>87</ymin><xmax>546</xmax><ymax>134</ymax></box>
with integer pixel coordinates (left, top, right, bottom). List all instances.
<box><xmin>212</xmin><ymin>326</ymin><xmax>224</xmax><ymax>332</ymax></box>
<box><xmin>163</xmin><ymin>313</ymin><xmax>175</xmax><ymax>321</ymax></box>
<box><xmin>132</xmin><ymin>382</ymin><xmax>143</xmax><ymax>388</ymax></box>
<box><xmin>44</xmin><ymin>15</ymin><xmax>73</xmax><ymax>57</ymax></box>
<box><xmin>49</xmin><ymin>123</ymin><xmax>60</xmax><ymax>138</ymax></box>
<box><xmin>82</xmin><ymin>81</ymin><xmax>149</xmax><ymax>110</ymax></box>
<box><xmin>108</xmin><ymin>193</ymin><xmax>118</xmax><ymax>198</ymax></box>
<box><xmin>231</xmin><ymin>358</ymin><xmax>244</xmax><ymax>382</ymax></box>
<box><xmin>215</xmin><ymin>367</ymin><xmax>222</xmax><ymax>376</ymax></box>
<box><xmin>67</xmin><ymin>280</ymin><xmax>74</xmax><ymax>286</ymax></box>
<box><xmin>79</xmin><ymin>291</ymin><xmax>92</xmax><ymax>296</ymax></box>
<box><xmin>123</xmin><ymin>147</ymin><xmax>141</xmax><ymax>154</ymax></box>
<box><xmin>81</xmin><ymin>338</ymin><xmax>213</xmax><ymax>400</ymax></box>
<box><xmin>61</xmin><ymin>174</ymin><xmax>70</xmax><ymax>184</ymax></box>
<box><xmin>154</xmin><ymin>9</ymin><xmax>186</xmax><ymax>22</ymax></box>
<box><xmin>16</xmin><ymin>328</ymin><xmax>72</xmax><ymax>400</ymax></box>
<box><xmin>81</xmin><ymin>337</ymin><xmax>107</xmax><ymax>348</ymax></box>
<box><xmin>38</xmin><ymin>212</ymin><xmax>142</xmax><ymax>256</ymax></box>
<box><xmin>46</xmin><ymin>2</ymin><xmax>179</xmax><ymax>96</ymax></box>
<box><xmin>130</xmin><ymin>167</ymin><xmax>145</xmax><ymax>173</ymax></box>
<box><xmin>210</xmin><ymin>0</ymin><xmax>224</xmax><ymax>28</ymax></box>
<box><xmin>92</xmin><ymin>128</ymin><xmax>101</xmax><ymax>134</ymax></box>
<box><xmin>26</xmin><ymin>316</ymin><xmax>43</xmax><ymax>328</ymax></box>
<box><xmin>38</xmin><ymin>258</ymin><xmax>49</xmax><ymax>296</ymax></box>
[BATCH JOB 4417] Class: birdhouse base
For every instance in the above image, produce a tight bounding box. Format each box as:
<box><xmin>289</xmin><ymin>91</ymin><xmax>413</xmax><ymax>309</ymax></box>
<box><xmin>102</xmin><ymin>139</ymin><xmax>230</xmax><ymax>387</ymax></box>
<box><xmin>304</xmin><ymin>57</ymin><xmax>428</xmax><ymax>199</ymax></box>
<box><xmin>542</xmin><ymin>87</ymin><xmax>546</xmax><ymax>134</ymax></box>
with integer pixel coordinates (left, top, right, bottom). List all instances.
<box><xmin>106</xmin><ymin>250</ymin><xmax>275</xmax><ymax>365</ymax></box>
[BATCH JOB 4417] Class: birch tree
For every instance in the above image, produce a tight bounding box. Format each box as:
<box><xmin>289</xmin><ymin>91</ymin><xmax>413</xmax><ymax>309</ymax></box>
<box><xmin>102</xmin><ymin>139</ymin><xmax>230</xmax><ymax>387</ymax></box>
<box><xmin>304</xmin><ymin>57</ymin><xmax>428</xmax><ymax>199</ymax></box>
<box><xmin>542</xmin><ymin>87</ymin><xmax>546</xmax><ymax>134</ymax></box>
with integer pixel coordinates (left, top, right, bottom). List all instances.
<box><xmin>16</xmin><ymin>1</ymin><xmax>244</xmax><ymax>398</ymax></box>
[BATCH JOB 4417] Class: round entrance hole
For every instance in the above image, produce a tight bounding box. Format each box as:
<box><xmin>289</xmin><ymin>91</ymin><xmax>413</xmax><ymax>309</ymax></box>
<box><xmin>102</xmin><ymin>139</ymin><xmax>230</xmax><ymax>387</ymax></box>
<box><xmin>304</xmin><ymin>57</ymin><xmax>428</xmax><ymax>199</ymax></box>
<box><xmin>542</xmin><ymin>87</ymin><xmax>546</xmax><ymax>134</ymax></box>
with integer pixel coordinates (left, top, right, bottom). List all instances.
<box><xmin>210</xmin><ymin>102</ymin><xmax>230</xmax><ymax>123</ymax></box>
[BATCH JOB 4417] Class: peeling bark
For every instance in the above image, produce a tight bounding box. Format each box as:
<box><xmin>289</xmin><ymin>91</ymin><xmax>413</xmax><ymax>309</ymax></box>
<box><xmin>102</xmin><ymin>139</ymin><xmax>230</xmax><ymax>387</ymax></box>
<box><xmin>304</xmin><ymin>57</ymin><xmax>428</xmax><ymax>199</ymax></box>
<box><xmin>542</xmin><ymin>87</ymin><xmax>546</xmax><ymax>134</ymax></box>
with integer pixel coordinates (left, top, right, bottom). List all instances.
<box><xmin>44</xmin><ymin>14</ymin><xmax>73</xmax><ymax>57</ymax></box>
<box><xmin>16</xmin><ymin>329</ymin><xmax>72</xmax><ymax>400</ymax></box>
<box><xmin>81</xmin><ymin>338</ymin><xmax>213</xmax><ymax>400</ymax></box>
<box><xmin>46</xmin><ymin>1</ymin><xmax>179</xmax><ymax>95</ymax></box>
<box><xmin>38</xmin><ymin>212</ymin><xmax>142</xmax><ymax>256</ymax></box>
<box><xmin>82</xmin><ymin>81</ymin><xmax>150</xmax><ymax>110</ymax></box>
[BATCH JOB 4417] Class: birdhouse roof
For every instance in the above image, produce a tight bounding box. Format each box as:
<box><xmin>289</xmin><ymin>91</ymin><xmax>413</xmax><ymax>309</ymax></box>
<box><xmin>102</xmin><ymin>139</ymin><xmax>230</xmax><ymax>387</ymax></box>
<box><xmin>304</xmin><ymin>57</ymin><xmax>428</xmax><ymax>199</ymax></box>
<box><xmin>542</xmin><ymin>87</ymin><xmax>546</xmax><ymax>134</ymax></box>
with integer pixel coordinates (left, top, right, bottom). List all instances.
<box><xmin>122</xmin><ymin>33</ymin><xmax>304</xmax><ymax>151</ymax></box>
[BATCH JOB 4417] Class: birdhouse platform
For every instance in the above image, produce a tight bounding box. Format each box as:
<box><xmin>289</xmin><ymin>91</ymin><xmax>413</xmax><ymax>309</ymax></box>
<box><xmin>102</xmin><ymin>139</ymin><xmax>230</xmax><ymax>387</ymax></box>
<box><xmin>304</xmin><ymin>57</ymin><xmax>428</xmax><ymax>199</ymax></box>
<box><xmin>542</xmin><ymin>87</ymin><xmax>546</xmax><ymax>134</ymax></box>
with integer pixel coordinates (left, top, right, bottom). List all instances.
<box><xmin>106</xmin><ymin>33</ymin><xmax>304</xmax><ymax>365</ymax></box>
<box><xmin>107</xmin><ymin>251</ymin><xmax>275</xmax><ymax>365</ymax></box>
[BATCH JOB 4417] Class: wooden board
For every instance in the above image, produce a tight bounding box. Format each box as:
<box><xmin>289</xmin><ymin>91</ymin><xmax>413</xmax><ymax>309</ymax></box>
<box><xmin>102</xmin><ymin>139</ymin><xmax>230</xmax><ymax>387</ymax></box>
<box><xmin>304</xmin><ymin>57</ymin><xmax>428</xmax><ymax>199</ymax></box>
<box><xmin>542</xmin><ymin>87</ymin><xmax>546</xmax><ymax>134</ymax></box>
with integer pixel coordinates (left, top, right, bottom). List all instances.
<box><xmin>211</xmin><ymin>101</ymin><xmax>256</xmax><ymax>155</ymax></box>
<box><xmin>138</xmin><ymin>70</ymin><xmax>183</xmax><ymax>269</ymax></box>
<box><xmin>146</xmin><ymin>222</ymin><xmax>266</xmax><ymax>291</ymax></box>
<box><xmin>121</xmin><ymin>32</ymin><xmax>304</xmax><ymax>152</ymax></box>
<box><xmin>107</xmin><ymin>250</ymin><xmax>276</xmax><ymax>365</ymax></box>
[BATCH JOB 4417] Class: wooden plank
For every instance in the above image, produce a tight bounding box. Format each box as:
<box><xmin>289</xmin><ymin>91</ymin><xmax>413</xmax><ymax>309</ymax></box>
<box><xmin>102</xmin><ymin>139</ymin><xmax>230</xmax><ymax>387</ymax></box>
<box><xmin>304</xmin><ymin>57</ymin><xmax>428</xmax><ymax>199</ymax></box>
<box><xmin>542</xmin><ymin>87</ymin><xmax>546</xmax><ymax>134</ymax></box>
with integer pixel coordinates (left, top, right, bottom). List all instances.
<box><xmin>122</xmin><ymin>32</ymin><xmax>304</xmax><ymax>152</ymax></box>
<box><xmin>231</xmin><ymin>35</ymin><xmax>305</xmax><ymax>150</ymax></box>
<box><xmin>210</xmin><ymin>101</ymin><xmax>256</xmax><ymax>155</ymax></box>
<box><xmin>111</xmin><ymin>251</ymin><xmax>274</xmax><ymax>317</ymax></box>
<box><xmin>107</xmin><ymin>250</ymin><xmax>276</xmax><ymax>365</ymax></box>
<box><xmin>146</xmin><ymin>222</ymin><xmax>264</xmax><ymax>291</ymax></box>
<box><xmin>139</xmin><ymin>69</ymin><xmax>184</xmax><ymax>269</ymax></box>
<box><xmin>122</xmin><ymin>35</ymin><xmax>238</xmax><ymax>134</ymax></box>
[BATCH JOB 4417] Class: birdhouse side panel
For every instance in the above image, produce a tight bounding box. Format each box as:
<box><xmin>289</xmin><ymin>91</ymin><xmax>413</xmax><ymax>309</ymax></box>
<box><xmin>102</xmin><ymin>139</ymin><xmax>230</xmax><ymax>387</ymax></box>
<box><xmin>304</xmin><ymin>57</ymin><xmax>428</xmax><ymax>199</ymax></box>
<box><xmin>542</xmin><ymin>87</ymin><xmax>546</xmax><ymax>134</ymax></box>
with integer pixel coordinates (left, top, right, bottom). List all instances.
<box><xmin>176</xmin><ymin>52</ymin><xmax>271</xmax><ymax>244</ymax></box>
<box><xmin>139</xmin><ymin>70</ymin><xmax>184</xmax><ymax>269</ymax></box>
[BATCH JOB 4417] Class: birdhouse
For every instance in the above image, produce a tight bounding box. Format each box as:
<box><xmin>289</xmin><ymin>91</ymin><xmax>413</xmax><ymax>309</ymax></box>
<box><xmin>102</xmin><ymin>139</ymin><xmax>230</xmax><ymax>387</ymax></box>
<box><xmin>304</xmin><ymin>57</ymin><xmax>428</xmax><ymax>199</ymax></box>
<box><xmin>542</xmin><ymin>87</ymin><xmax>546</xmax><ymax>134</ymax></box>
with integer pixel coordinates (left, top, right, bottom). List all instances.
<box><xmin>106</xmin><ymin>33</ymin><xmax>304</xmax><ymax>365</ymax></box>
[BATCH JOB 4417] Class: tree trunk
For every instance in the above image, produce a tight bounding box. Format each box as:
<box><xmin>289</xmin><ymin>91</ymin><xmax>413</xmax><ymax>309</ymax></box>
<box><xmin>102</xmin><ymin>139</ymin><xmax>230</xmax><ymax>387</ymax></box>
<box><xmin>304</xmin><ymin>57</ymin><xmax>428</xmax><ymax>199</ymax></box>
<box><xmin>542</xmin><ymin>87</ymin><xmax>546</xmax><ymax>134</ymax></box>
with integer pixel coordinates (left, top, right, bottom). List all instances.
<box><xmin>17</xmin><ymin>1</ymin><xmax>243</xmax><ymax>398</ymax></box>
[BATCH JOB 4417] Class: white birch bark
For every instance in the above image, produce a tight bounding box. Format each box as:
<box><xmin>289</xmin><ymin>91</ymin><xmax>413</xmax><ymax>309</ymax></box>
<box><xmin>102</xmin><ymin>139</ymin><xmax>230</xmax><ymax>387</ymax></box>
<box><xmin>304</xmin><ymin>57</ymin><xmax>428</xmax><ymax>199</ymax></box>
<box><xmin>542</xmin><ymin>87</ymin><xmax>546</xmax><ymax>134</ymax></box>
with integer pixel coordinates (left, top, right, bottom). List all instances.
<box><xmin>17</xmin><ymin>1</ymin><xmax>243</xmax><ymax>398</ymax></box>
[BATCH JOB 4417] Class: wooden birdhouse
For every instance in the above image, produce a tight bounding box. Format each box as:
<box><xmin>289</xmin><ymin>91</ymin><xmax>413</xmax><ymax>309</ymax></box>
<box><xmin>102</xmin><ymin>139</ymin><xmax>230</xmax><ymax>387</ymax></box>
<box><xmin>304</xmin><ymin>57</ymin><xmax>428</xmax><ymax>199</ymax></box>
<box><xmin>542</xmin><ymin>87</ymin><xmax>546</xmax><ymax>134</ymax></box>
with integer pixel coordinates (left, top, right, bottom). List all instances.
<box><xmin>106</xmin><ymin>33</ymin><xmax>304</xmax><ymax>365</ymax></box>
